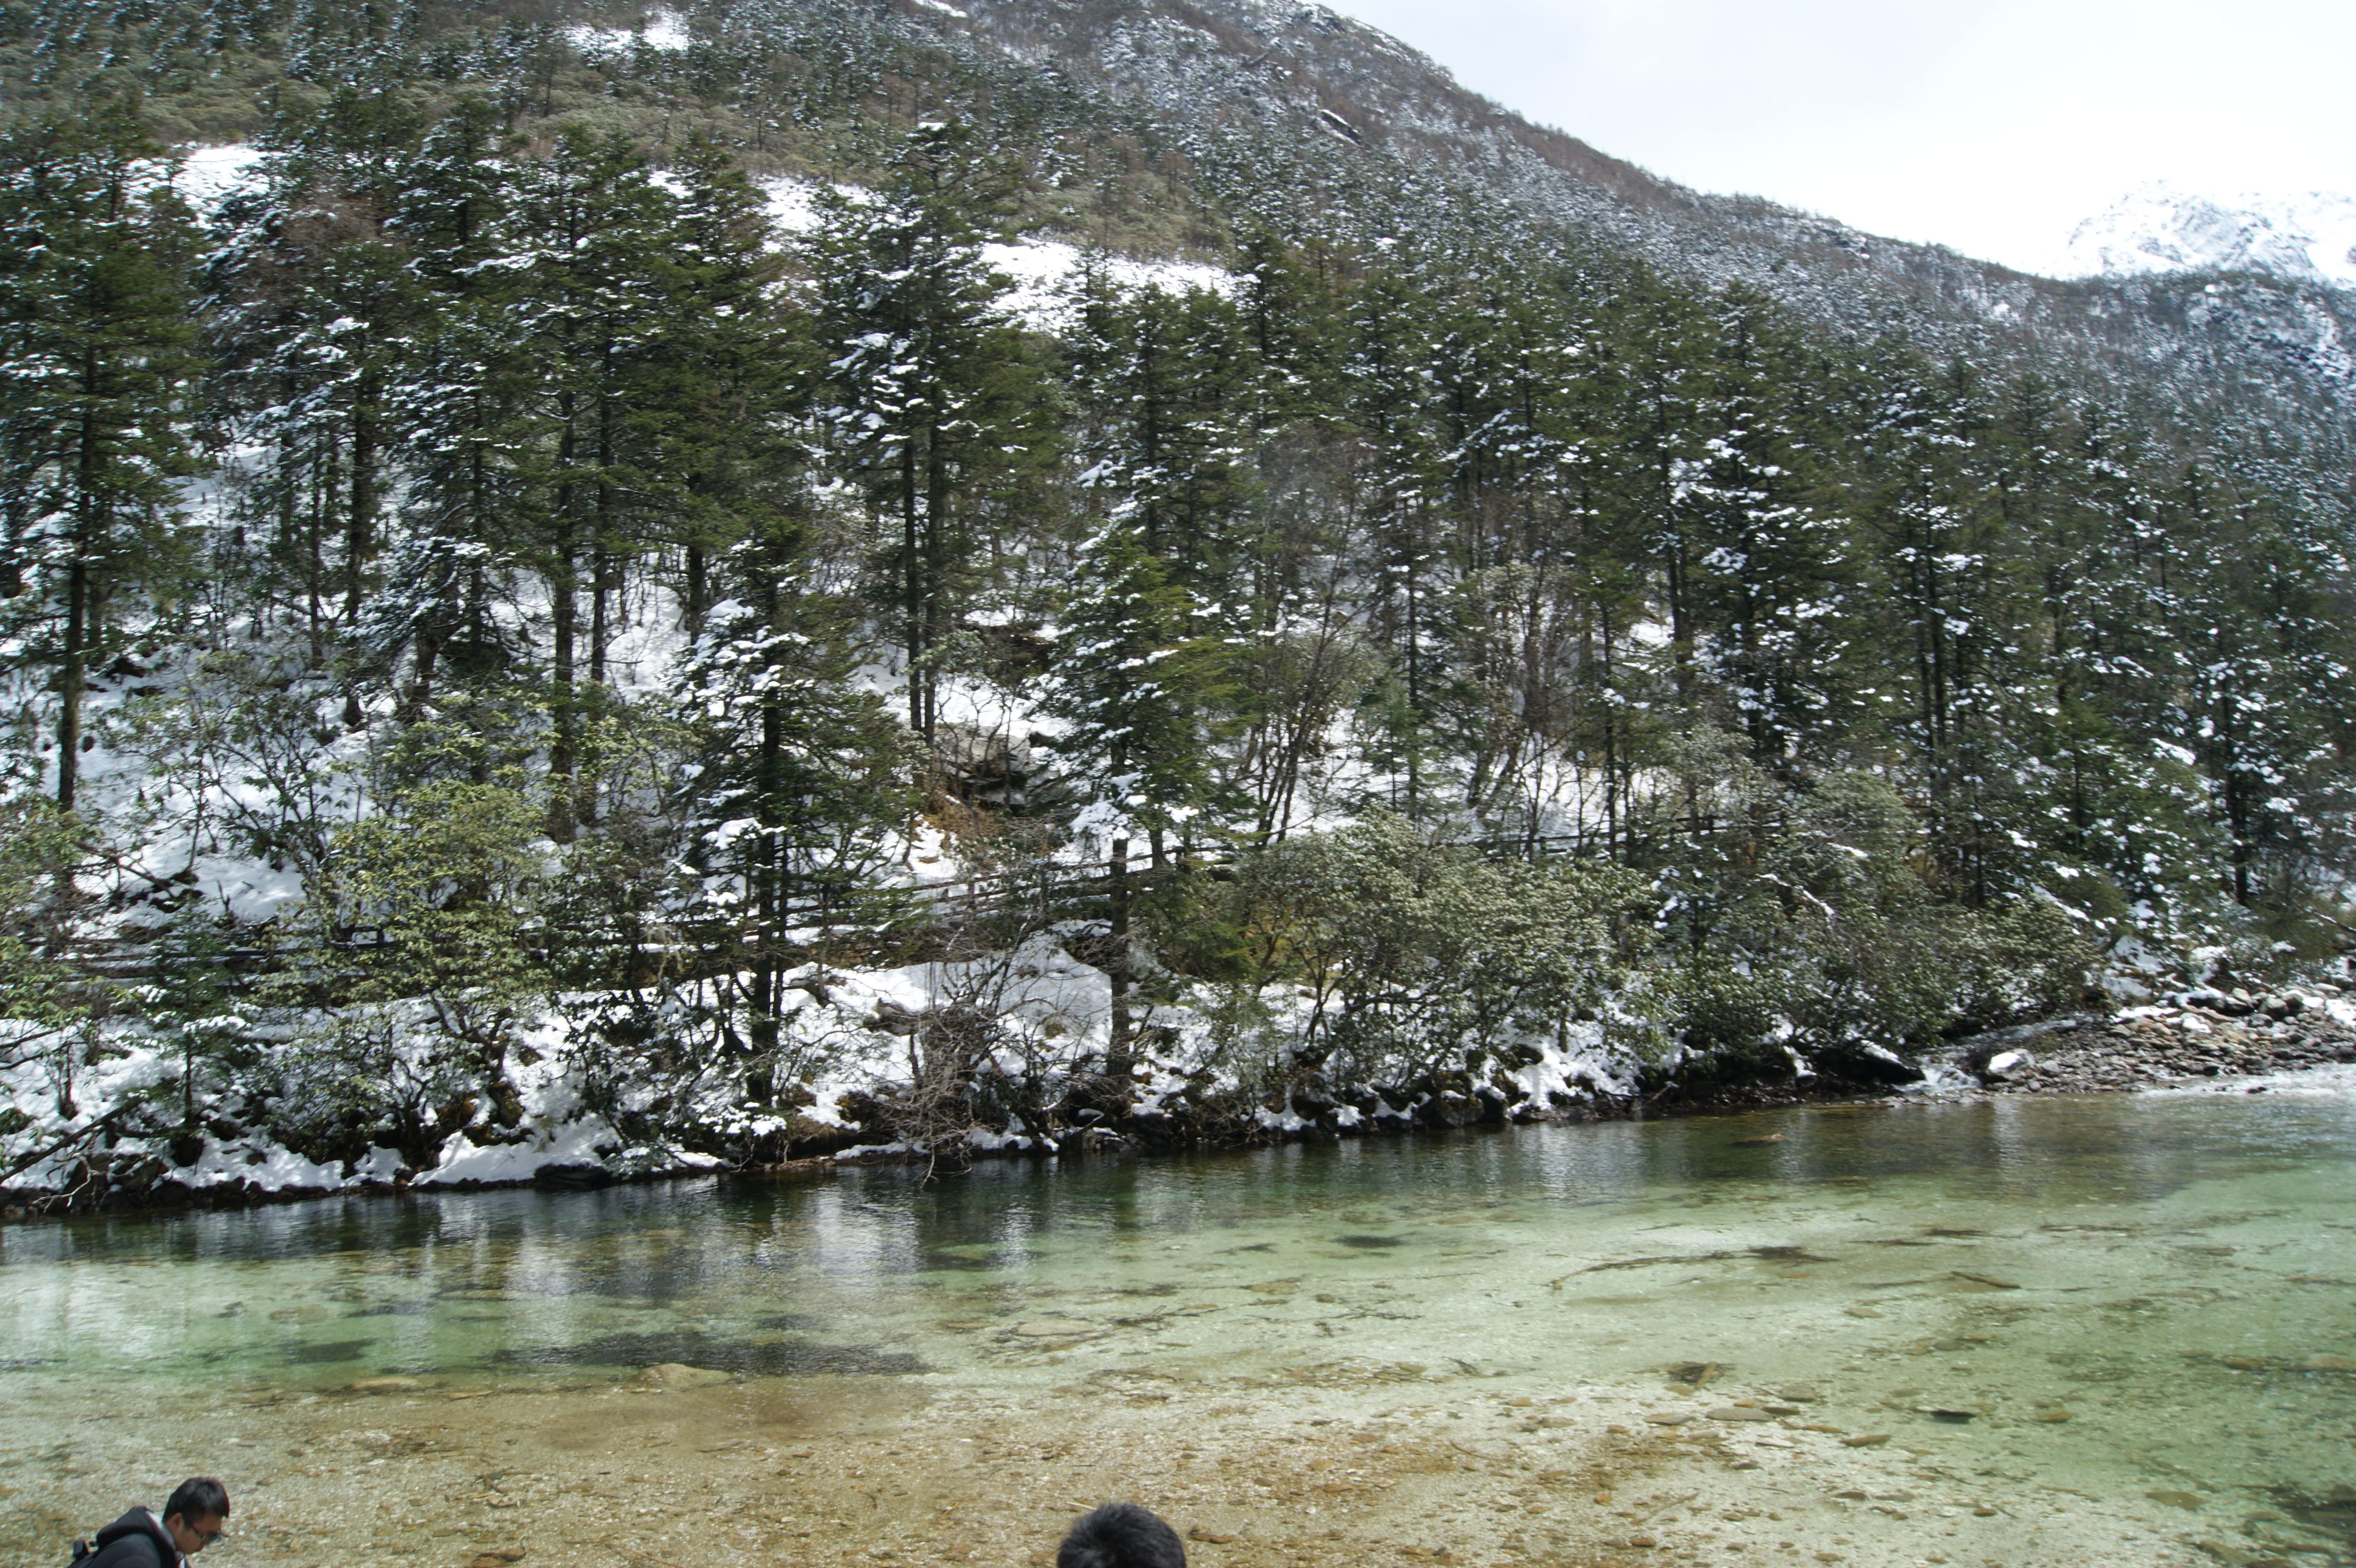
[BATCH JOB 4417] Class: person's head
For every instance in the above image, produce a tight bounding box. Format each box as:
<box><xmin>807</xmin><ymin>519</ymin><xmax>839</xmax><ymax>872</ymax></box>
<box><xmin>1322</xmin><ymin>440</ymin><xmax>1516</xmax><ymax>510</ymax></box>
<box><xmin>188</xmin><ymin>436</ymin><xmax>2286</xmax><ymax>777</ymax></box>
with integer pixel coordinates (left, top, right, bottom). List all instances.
<box><xmin>162</xmin><ymin>1478</ymin><xmax>230</xmax><ymax>1556</ymax></box>
<box><xmin>1058</xmin><ymin>1503</ymin><xmax>1185</xmax><ymax>1568</ymax></box>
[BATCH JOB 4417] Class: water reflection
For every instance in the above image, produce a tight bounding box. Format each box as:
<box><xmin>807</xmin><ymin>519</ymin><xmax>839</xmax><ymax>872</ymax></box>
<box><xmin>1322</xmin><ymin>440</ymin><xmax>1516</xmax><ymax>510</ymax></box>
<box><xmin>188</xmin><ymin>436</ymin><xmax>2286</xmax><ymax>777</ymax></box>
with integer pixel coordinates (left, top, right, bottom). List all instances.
<box><xmin>3</xmin><ymin>1093</ymin><xmax>2352</xmax><ymax>1507</ymax></box>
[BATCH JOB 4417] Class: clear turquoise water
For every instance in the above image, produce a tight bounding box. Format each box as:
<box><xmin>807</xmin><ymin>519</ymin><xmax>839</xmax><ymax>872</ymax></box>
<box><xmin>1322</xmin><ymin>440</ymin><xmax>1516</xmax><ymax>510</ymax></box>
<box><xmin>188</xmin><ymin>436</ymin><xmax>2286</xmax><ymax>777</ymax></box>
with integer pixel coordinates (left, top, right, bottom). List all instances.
<box><xmin>5</xmin><ymin>1091</ymin><xmax>2354</xmax><ymax>1558</ymax></box>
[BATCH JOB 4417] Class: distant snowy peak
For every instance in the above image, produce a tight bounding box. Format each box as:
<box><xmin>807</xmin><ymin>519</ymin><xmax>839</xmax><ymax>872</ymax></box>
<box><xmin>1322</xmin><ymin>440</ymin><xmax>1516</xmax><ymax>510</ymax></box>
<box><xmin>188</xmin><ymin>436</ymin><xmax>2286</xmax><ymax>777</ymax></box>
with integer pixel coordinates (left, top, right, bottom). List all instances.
<box><xmin>2067</xmin><ymin>184</ymin><xmax>2356</xmax><ymax>287</ymax></box>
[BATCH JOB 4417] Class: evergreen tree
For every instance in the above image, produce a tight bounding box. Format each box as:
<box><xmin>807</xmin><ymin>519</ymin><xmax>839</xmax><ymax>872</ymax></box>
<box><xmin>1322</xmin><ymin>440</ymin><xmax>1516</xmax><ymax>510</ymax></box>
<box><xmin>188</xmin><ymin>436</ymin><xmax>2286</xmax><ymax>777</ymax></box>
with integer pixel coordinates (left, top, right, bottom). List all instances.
<box><xmin>1038</xmin><ymin>522</ymin><xmax>1235</xmax><ymax>1066</ymax></box>
<box><xmin>1342</xmin><ymin>253</ymin><xmax>1447</xmax><ymax>814</ymax></box>
<box><xmin>1064</xmin><ymin>273</ymin><xmax>1255</xmax><ymax>592</ymax></box>
<box><xmin>202</xmin><ymin>87</ymin><xmax>424</xmax><ymax>690</ymax></box>
<box><xmin>0</xmin><ymin>103</ymin><xmax>202</xmax><ymax>810</ymax></box>
<box><xmin>503</xmin><ymin>126</ymin><xmax>679</xmax><ymax>837</ymax></box>
<box><xmin>677</xmin><ymin>545</ymin><xmax>910</xmax><ymax>1075</ymax></box>
<box><xmin>1675</xmin><ymin>290</ymin><xmax>1854</xmax><ymax>765</ymax></box>
<box><xmin>653</xmin><ymin>133</ymin><xmax>805</xmax><ymax>640</ymax></box>
<box><xmin>380</xmin><ymin>100</ymin><xmax>524</xmax><ymax>721</ymax></box>
<box><xmin>810</xmin><ymin>119</ymin><xmax>1052</xmax><ymax>743</ymax></box>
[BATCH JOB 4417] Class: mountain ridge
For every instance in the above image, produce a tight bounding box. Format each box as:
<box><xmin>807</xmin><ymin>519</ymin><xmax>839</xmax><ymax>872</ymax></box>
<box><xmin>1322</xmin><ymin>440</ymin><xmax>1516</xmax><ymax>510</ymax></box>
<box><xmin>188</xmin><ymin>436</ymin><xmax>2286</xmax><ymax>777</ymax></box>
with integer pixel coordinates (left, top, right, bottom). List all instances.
<box><xmin>897</xmin><ymin>0</ymin><xmax>2355</xmax><ymax>473</ymax></box>
<box><xmin>2069</xmin><ymin>182</ymin><xmax>2356</xmax><ymax>288</ymax></box>
<box><xmin>11</xmin><ymin>0</ymin><xmax>2352</xmax><ymax>474</ymax></box>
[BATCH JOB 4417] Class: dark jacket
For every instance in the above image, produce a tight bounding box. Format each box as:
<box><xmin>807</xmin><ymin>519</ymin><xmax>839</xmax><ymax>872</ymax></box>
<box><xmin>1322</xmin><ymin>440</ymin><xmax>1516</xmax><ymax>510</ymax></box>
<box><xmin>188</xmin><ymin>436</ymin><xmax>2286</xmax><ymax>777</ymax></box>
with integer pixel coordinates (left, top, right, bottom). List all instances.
<box><xmin>80</xmin><ymin>1510</ymin><xmax>181</xmax><ymax>1568</ymax></box>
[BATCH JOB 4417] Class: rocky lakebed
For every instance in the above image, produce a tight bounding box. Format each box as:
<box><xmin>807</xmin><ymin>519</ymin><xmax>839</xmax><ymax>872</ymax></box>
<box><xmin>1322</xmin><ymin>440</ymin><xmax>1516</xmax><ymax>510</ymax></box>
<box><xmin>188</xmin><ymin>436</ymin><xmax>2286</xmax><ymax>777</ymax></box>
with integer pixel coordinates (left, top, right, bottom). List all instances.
<box><xmin>5</xmin><ymin>1086</ymin><xmax>2353</xmax><ymax>1568</ymax></box>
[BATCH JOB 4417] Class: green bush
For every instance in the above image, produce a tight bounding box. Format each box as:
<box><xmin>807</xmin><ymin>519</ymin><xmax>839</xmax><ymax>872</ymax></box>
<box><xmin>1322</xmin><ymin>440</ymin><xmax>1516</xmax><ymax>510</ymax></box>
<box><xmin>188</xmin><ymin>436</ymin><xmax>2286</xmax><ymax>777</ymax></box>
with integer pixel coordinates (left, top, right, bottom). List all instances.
<box><xmin>1212</xmin><ymin>811</ymin><xmax>1645</xmax><ymax>1095</ymax></box>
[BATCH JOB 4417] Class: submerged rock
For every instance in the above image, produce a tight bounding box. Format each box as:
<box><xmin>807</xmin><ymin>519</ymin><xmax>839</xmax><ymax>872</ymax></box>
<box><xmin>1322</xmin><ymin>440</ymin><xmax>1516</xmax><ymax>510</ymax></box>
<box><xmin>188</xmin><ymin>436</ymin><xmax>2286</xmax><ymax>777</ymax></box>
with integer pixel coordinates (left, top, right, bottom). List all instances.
<box><xmin>640</xmin><ymin>1363</ymin><xmax>729</xmax><ymax>1389</ymax></box>
<box><xmin>532</xmin><ymin>1163</ymin><xmax>611</xmax><ymax>1191</ymax></box>
<box><xmin>501</xmin><ymin>1329</ymin><xmax>925</xmax><ymax>1377</ymax></box>
<box><xmin>1012</xmin><ymin>1319</ymin><xmax>1099</xmax><ymax>1337</ymax></box>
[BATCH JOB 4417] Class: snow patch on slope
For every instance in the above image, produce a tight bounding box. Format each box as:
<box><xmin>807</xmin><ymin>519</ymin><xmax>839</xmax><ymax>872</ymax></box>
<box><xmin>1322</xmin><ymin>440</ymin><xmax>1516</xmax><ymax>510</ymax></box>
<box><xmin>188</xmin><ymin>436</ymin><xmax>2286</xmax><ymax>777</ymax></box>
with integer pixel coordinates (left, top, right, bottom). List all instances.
<box><xmin>562</xmin><ymin>9</ymin><xmax>691</xmax><ymax>54</ymax></box>
<box><xmin>2068</xmin><ymin>183</ymin><xmax>2356</xmax><ymax>287</ymax></box>
<box><xmin>171</xmin><ymin>144</ymin><xmax>263</xmax><ymax>209</ymax></box>
<box><xmin>762</xmin><ymin>177</ymin><xmax>1229</xmax><ymax>329</ymax></box>
<box><xmin>982</xmin><ymin>239</ymin><xmax>1232</xmax><ymax>330</ymax></box>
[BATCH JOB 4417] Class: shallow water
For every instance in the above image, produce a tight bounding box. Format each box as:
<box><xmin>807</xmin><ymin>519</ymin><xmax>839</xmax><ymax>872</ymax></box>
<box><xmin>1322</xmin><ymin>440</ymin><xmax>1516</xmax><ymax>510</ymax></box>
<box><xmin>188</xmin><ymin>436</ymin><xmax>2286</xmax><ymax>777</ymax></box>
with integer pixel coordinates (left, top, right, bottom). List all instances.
<box><xmin>5</xmin><ymin>1088</ymin><xmax>2354</xmax><ymax>1568</ymax></box>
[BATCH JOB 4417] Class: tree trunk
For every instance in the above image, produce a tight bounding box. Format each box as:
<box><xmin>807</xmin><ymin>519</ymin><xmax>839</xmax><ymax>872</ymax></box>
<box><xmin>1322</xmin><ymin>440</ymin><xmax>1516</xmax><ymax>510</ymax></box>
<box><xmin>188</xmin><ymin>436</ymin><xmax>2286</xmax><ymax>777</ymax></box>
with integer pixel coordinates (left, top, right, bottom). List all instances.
<box><xmin>1106</xmin><ymin>833</ymin><xmax>1133</xmax><ymax>1080</ymax></box>
<box><xmin>590</xmin><ymin>543</ymin><xmax>611</xmax><ymax>687</ymax></box>
<box><xmin>751</xmin><ymin>557</ymin><xmax>789</xmax><ymax>1062</ymax></box>
<box><xmin>56</xmin><ymin>558</ymin><xmax>87</xmax><ymax>811</ymax></box>
<box><xmin>345</xmin><ymin>399</ymin><xmax>376</xmax><ymax>624</ymax></box>
<box><xmin>549</xmin><ymin>527</ymin><xmax>577</xmax><ymax>842</ymax></box>
<box><xmin>902</xmin><ymin>441</ymin><xmax>924</xmax><ymax>737</ymax></box>
<box><xmin>1600</xmin><ymin>609</ymin><xmax>1619</xmax><ymax>860</ymax></box>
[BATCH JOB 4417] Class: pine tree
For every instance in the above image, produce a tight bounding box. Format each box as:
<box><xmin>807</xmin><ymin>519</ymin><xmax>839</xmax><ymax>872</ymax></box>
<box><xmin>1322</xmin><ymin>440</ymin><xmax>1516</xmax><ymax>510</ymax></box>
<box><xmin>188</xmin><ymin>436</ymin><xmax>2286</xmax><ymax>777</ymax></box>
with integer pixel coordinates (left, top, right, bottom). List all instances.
<box><xmin>381</xmin><ymin>100</ymin><xmax>524</xmax><ymax>721</ymax></box>
<box><xmin>0</xmin><ymin>103</ymin><xmax>202</xmax><ymax>810</ymax></box>
<box><xmin>1674</xmin><ymin>290</ymin><xmax>1853</xmax><ymax>766</ymax></box>
<box><xmin>1038</xmin><ymin>522</ymin><xmax>1235</xmax><ymax>1068</ymax></box>
<box><xmin>202</xmin><ymin>87</ymin><xmax>424</xmax><ymax>692</ymax></box>
<box><xmin>1064</xmin><ymin>273</ymin><xmax>1255</xmax><ymax>592</ymax></box>
<box><xmin>1343</xmin><ymin>253</ymin><xmax>1447</xmax><ymax>815</ymax></box>
<box><xmin>677</xmin><ymin>542</ymin><xmax>910</xmax><ymax>1073</ymax></box>
<box><xmin>809</xmin><ymin>119</ymin><xmax>1052</xmax><ymax>743</ymax></box>
<box><xmin>504</xmin><ymin>127</ymin><xmax>680</xmax><ymax>838</ymax></box>
<box><xmin>651</xmin><ymin>134</ymin><xmax>806</xmax><ymax>641</ymax></box>
<box><xmin>1854</xmin><ymin>356</ymin><xmax>2039</xmax><ymax>901</ymax></box>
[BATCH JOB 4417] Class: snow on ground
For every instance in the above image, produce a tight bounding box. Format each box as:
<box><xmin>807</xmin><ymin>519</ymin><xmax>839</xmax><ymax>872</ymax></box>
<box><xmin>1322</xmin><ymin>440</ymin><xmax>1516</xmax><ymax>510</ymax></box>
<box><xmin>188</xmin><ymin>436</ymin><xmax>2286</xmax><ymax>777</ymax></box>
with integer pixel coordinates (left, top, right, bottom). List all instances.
<box><xmin>562</xmin><ymin>9</ymin><xmax>691</xmax><ymax>54</ymax></box>
<box><xmin>980</xmin><ymin>239</ymin><xmax>1232</xmax><ymax>330</ymax></box>
<box><xmin>0</xmin><ymin>910</ymin><xmax>1642</xmax><ymax>1197</ymax></box>
<box><xmin>762</xmin><ymin>176</ymin><xmax>1232</xmax><ymax>329</ymax></box>
<box><xmin>172</xmin><ymin>144</ymin><xmax>264</xmax><ymax>210</ymax></box>
<box><xmin>762</xmin><ymin>176</ymin><xmax>830</xmax><ymax>234</ymax></box>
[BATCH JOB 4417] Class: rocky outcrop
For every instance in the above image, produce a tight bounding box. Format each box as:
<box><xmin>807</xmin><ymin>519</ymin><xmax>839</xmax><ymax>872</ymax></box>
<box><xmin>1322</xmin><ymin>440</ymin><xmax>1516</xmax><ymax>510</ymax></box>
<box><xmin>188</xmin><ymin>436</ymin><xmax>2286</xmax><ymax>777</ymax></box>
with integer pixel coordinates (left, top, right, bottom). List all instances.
<box><xmin>1947</xmin><ymin>989</ymin><xmax>2356</xmax><ymax>1094</ymax></box>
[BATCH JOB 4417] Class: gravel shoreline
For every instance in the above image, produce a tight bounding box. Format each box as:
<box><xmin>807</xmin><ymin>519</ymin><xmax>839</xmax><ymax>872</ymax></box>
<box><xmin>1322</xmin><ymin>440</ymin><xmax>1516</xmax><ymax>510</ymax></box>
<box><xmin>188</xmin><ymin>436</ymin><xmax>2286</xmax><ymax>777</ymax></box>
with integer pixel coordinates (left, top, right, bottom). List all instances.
<box><xmin>1942</xmin><ymin>986</ymin><xmax>2356</xmax><ymax>1096</ymax></box>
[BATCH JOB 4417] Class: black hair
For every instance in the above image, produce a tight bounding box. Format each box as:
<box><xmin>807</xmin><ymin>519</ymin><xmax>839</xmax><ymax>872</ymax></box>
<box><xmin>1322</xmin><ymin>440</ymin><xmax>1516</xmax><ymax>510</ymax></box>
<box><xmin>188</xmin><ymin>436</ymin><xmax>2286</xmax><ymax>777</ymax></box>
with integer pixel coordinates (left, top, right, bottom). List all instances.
<box><xmin>1058</xmin><ymin>1503</ymin><xmax>1185</xmax><ymax>1568</ymax></box>
<box><xmin>163</xmin><ymin>1479</ymin><xmax>230</xmax><ymax>1524</ymax></box>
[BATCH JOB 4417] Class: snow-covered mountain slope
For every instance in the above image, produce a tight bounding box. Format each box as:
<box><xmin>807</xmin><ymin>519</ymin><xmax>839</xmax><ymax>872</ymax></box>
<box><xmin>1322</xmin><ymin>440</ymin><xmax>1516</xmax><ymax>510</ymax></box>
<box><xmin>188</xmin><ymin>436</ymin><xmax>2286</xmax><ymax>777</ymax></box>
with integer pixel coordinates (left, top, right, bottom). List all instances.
<box><xmin>58</xmin><ymin>0</ymin><xmax>2356</xmax><ymax>476</ymax></box>
<box><xmin>906</xmin><ymin>0</ymin><xmax>2356</xmax><ymax>466</ymax></box>
<box><xmin>2069</xmin><ymin>184</ymin><xmax>2356</xmax><ymax>287</ymax></box>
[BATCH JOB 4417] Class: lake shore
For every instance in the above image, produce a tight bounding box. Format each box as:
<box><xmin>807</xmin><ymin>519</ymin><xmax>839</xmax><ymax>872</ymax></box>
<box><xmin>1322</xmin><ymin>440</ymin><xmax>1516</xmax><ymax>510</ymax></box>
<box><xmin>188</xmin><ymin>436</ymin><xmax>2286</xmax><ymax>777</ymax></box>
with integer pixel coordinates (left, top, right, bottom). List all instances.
<box><xmin>8</xmin><ymin>988</ymin><xmax>2353</xmax><ymax>1222</ymax></box>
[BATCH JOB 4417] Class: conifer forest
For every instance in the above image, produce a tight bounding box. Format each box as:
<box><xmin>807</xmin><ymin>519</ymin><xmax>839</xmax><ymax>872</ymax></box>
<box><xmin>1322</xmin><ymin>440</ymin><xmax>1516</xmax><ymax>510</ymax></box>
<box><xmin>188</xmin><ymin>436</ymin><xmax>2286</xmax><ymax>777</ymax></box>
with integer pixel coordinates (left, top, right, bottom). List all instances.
<box><xmin>3</xmin><ymin>0</ymin><xmax>2353</xmax><ymax>1203</ymax></box>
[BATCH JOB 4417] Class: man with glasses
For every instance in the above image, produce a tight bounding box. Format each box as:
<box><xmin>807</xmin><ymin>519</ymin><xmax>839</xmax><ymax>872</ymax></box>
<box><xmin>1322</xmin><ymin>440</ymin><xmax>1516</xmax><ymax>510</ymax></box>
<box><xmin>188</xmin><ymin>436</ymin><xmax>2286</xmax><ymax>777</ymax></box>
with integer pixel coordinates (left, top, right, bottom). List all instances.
<box><xmin>75</xmin><ymin>1478</ymin><xmax>230</xmax><ymax>1566</ymax></box>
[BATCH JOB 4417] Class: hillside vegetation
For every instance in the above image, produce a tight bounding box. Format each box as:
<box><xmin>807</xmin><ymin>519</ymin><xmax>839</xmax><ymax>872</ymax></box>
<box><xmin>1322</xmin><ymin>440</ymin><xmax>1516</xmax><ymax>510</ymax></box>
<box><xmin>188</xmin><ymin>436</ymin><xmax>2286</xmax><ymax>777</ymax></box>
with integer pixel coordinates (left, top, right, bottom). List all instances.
<box><xmin>3</xmin><ymin>0</ymin><xmax>2352</xmax><ymax>1205</ymax></box>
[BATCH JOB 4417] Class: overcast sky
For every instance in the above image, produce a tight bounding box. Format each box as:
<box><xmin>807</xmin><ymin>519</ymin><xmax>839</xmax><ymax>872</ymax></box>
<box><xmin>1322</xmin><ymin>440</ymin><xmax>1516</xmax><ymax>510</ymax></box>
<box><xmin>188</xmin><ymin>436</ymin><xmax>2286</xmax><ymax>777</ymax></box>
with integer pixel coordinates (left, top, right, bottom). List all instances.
<box><xmin>1316</xmin><ymin>0</ymin><xmax>2356</xmax><ymax>277</ymax></box>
